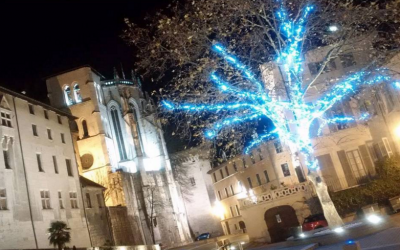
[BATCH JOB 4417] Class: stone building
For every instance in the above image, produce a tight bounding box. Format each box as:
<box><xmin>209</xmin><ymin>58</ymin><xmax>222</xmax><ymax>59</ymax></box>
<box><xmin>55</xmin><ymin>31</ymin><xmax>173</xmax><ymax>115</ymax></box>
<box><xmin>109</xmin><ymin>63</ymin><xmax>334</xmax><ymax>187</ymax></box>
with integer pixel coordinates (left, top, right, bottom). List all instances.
<box><xmin>0</xmin><ymin>87</ymin><xmax>90</xmax><ymax>249</ymax></box>
<box><xmin>80</xmin><ymin>176</ymin><xmax>113</xmax><ymax>247</ymax></box>
<box><xmin>170</xmin><ymin>148</ymin><xmax>224</xmax><ymax>238</ymax></box>
<box><xmin>46</xmin><ymin>67</ymin><xmax>191</xmax><ymax>247</ymax></box>
<box><xmin>208</xmin><ymin>42</ymin><xmax>400</xmax><ymax>243</ymax></box>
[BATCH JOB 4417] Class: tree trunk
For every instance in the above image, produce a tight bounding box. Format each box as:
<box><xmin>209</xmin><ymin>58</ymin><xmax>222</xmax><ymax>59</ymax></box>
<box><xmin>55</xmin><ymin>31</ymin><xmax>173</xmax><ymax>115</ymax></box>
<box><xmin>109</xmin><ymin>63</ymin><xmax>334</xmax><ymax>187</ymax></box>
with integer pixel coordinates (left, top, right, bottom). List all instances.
<box><xmin>58</xmin><ymin>243</ymin><xmax>63</xmax><ymax>250</ymax></box>
<box><xmin>308</xmin><ymin>170</ymin><xmax>343</xmax><ymax>227</ymax></box>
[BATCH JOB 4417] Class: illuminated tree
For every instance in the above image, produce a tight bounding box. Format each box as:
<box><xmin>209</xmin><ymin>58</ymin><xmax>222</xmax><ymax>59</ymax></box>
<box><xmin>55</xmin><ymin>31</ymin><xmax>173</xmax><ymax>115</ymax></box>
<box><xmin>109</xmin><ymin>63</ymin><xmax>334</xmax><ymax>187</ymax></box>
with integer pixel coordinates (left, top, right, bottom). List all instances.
<box><xmin>125</xmin><ymin>0</ymin><xmax>400</xmax><ymax>227</ymax></box>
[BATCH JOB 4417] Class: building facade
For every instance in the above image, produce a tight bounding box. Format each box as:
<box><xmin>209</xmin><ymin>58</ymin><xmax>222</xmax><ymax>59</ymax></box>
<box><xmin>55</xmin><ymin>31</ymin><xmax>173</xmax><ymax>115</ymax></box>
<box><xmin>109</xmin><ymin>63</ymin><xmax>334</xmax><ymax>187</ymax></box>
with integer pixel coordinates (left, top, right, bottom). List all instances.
<box><xmin>208</xmin><ymin>42</ymin><xmax>400</xmax><ymax>243</ymax></box>
<box><xmin>0</xmin><ymin>87</ymin><xmax>91</xmax><ymax>249</ymax></box>
<box><xmin>46</xmin><ymin>67</ymin><xmax>191</xmax><ymax>247</ymax></box>
<box><xmin>170</xmin><ymin>148</ymin><xmax>224</xmax><ymax>238</ymax></box>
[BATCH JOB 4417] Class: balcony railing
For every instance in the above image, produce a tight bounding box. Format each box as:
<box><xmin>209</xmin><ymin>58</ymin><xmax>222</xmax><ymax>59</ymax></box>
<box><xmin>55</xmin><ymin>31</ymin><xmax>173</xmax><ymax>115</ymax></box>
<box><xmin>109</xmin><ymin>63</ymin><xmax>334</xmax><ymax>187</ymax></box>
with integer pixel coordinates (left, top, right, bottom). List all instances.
<box><xmin>239</xmin><ymin>183</ymin><xmax>309</xmax><ymax>209</ymax></box>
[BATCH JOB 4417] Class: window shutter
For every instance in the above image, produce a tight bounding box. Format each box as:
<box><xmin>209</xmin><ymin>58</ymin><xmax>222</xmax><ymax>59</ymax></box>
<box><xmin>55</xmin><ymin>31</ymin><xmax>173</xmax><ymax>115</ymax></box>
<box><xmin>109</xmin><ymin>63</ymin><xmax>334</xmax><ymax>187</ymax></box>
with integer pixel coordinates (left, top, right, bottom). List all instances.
<box><xmin>358</xmin><ymin>145</ymin><xmax>375</xmax><ymax>176</ymax></box>
<box><xmin>337</xmin><ymin>150</ymin><xmax>357</xmax><ymax>187</ymax></box>
<box><xmin>316</xmin><ymin>154</ymin><xmax>339</xmax><ymax>191</ymax></box>
<box><xmin>382</xmin><ymin>138</ymin><xmax>393</xmax><ymax>157</ymax></box>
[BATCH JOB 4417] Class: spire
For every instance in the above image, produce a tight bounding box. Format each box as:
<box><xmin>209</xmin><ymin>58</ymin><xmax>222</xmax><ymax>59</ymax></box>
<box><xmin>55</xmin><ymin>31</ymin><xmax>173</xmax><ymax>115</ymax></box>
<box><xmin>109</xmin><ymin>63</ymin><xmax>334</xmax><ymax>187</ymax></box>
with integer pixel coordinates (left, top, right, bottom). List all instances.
<box><xmin>131</xmin><ymin>69</ymin><xmax>136</xmax><ymax>81</ymax></box>
<box><xmin>120</xmin><ymin>63</ymin><xmax>126</xmax><ymax>79</ymax></box>
<box><xmin>113</xmin><ymin>67</ymin><xmax>120</xmax><ymax>79</ymax></box>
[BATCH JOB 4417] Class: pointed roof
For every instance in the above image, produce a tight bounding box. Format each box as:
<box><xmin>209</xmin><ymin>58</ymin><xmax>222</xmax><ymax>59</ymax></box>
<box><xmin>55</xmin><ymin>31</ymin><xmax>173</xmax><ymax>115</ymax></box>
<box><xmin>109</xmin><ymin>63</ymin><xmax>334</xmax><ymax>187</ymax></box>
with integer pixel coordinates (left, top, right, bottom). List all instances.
<box><xmin>80</xmin><ymin>176</ymin><xmax>106</xmax><ymax>190</ymax></box>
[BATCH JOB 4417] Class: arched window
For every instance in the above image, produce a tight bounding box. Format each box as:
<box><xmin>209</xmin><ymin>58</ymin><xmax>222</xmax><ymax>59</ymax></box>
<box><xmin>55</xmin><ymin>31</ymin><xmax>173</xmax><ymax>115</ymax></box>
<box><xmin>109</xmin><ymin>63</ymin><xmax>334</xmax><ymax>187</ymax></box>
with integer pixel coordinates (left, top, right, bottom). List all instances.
<box><xmin>74</xmin><ymin>84</ymin><xmax>82</xmax><ymax>103</ymax></box>
<box><xmin>110</xmin><ymin>106</ymin><xmax>127</xmax><ymax>160</ymax></box>
<box><xmin>64</xmin><ymin>86</ymin><xmax>73</xmax><ymax>106</ymax></box>
<box><xmin>82</xmin><ymin>120</ymin><xmax>89</xmax><ymax>138</ymax></box>
<box><xmin>95</xmin><ymin>83</ymin><xmax>103</xmax><ymax>104</ymax></box>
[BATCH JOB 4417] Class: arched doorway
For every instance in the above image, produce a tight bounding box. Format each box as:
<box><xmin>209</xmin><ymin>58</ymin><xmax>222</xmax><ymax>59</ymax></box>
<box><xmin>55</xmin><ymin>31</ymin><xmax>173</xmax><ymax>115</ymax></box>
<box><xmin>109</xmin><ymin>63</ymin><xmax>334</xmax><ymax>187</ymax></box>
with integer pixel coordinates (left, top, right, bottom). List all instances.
<box><xmin>238</xmin><ymin>221</ymin><xmax>246</xmax><ymax>233</ymax></box>
<box><xmin>264</xmin><ymin>205</ymin><xmax>300</xmax><ymax>243</ymax></box>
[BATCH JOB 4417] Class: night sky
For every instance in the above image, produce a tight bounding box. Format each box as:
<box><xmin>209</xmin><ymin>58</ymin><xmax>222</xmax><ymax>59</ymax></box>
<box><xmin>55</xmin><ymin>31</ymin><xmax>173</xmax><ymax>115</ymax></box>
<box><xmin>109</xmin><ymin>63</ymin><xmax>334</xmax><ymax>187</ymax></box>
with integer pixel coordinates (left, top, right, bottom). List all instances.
<box><xmin>0</xmin><ymin>0</ymin><xmax>168</xmax><ymax>102</ymax></box>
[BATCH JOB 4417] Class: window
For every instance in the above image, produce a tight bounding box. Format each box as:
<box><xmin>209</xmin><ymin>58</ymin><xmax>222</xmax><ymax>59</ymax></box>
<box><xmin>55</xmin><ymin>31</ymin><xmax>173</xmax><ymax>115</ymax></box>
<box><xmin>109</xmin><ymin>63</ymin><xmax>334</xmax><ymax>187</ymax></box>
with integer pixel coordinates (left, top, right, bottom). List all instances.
<box><xmin>61</xmin><ymin>133</ymin><xmax>65</xmax><ymax>144</ymax></box>
<box><xmin>64</xmin><ymin>86</ymin><xmax>73</xmax><ymax>106</ymax></box>
<box><xmin>40</xmin><ymin>190</ymin><xmax>51</xmax><ymax>209</ymax></box>
<box><xmin>28</xmin><ymin>104</ymin><xmax>34</xmax><ymax>115</ymax></box>
<box><xmin>247</xmin><ymin>177</ymin><xmax>253</xmax><ymax>189</ymax></box>
<box><xmin>256</xmin><ymin>174</ymin><xmax>262</xmax><ymax>186</ymax></box>
<box><xmin>258</xmin><ymin>149</ymin><xmax>263</xmax><ymax>160</ymax></box>
<box><xmin>230</xmin><ymin>185</ymin><xmax>234</xmax><ymax>195</ymax></box>
<box><xmin>58</xmin><ymin>191</ymin><xmax>64</xmax><ymax>209</ymax></box>
<box><xmin>242</xmin><ymin>158</ymin><xmax>247</xmax><ymax>168</ymax></box>
<box><xmin>57</xmin><ymin>115</ymin><xmax>62</xmax><ymax>124</ymax></box>
<box><xmin>47</xmin><ymin>129</ymin><xmax>52</xmax><ymax>140</ymax></box>
<box><xmin>250</xmin><ymin>153</ymin><xmax>256</xmax><ymax>164</ymax></box>
<box><xmin>264</xmin><ymin>170</ymin><xmax>270</xmax><ymax>183</ymax></box>
<box><xmin>95</xmin><ymin>83</ymin><xmax>103</xmax><ymax>104</ymax></box>
<box><xmin>52</xmin><ymin>156</ymin><xmax>58</xmax><ymax>174</ymax></box>
<box><xmin>0</xmin><ymin>189</ymin><xmax>7</xmax><ymax>210</ymax></box>
<box><xmin>225</xmin><ymin>166</ymin><xmax>229</xmax><ymax>176</ymax></box>
<box><xmin>32</xmin><ymin>124</ymin><xmax>38</xmax><ymax>136</ymax></box>
<box><xmin>213</xmin><ymin>173</ymin><xmax>217</xmax><ymax>183</ymax></box>
<box><xmin>346</xmin><ymin>150</ymin><xmax>367</xmax><ymax>179</ymax></box>
<box><xmin>190</xmin><ymin>177</ymin><xmax>196</xmax><ymax>186</ymax></box>
<box><xmin>3</xmin><ymin>150</ymin><xmax>10</xmax><ymax>169</ymax></box>
<box><xmin>281</xmin><ymin>163</ymin><xmax>290</xmax><ymax>177</ymax></box>
<box><xmin>224</xmin><ymin>188</ymin><xmax>229</xmax><ymax>198</ymax></box>
<box><xmin>73</xmin><ymin>84</ymin><xmax>82</xmax><ymax>103</ymax></box>
<box><xmin>340</xmin><ymin>53</ymin><xmax>356</xmax><ymax>68</ymax></box>
<box><xmin>82</xmin><ymin>120</ymin><xmax>89</xmax><ymax>138</ymax></box>
<box><xmin>217</xmin><ymin>191</ymin><xmax>222</xmax><ymax>200</ymax></box>
<box><xmin>235</xmin><ymin>205</ymin><xmax>241</xmax><ymax>216</ymax></box>
<box><xmin>66</xmin><ymin>159</ymin><xmax>73</xmax><ymax>177</ymax></box>
<box><xmin>96</xmin><ymin>193</ymin><xmax>103</xmax><ymax>208</ymax></box>
<box><xmin>1</xmin><ymin>112</ymin><xmax>12</xmax><ymax>128</ymax></box>
<box><xmin>70</xmin><ymin>192</ymin><xmax>78</xmax><ymax>208</ymax></box>
<box><xmin>233</xmin><ymin>162</ymin><xmax>238</xmax><ymax>172</ymax></box>
<box><xmin>110</xmin><ymin>107</ymin><xmax>127</xmax><ymax>160</ymax></box>
<box><xmin>219</xmin><ymin>169</ymin><xmax>224</xmax><ymax>179</ymax></box>
<box><xmin>86</xmin><ymin>193</ymin><xmax>92</xmax><ymax>208</ymax></box>
<box><xmin>230</xmin><ymin>206</ymin><xmax>234</xmax><ymax>217</ymax></box>
<box><xmin>37</xmin><ymin>154</ymin><xmax>44</xmax><ymax>172</ymax></box>
<box><xmin>44</xmin><ymin>110</ymin><xmax>49</xmax><ymax>119</ymax></box>
<box><xmin>274</xmin><ymin>140</ymin><xmax>283</xmax><ymax>153</ymax></box>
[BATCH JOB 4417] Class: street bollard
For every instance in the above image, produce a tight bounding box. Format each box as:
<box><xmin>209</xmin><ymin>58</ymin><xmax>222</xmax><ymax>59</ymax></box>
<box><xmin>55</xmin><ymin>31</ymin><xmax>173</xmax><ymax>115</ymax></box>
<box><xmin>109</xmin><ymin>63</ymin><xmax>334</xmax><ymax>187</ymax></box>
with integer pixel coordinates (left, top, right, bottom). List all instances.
<box><xmin>343</xmin><ymin>241</ymin><xmax>361</xmax><ymax>250</ymax></box>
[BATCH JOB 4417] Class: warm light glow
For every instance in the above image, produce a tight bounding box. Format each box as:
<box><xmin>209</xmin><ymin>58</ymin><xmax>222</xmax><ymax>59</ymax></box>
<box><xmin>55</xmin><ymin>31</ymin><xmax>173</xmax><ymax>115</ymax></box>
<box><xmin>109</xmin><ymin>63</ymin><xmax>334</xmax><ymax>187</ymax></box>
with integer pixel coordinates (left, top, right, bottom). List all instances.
<box><xmin>333</xmin><ymin>227</ymin><xmax>344</xmax><ymax>234</ymax></box>
<box><xmin>366</xmin><ymin>214</ymin><xmax>382</xmax><ymax>224</ymax></box>
<box><xmin>299</xmin><ymin>233</ymin><xmax>306</xmax><ymax>238</ymax></box>
<box><xmin>212</xmin><ymin>200</ymin><xmax>225</xmax><ymax>220</ymax></box>
<box><xmin>395</xmin><ymin>125</ymin><xmax>400</xmax><ymax>138</ymax></box>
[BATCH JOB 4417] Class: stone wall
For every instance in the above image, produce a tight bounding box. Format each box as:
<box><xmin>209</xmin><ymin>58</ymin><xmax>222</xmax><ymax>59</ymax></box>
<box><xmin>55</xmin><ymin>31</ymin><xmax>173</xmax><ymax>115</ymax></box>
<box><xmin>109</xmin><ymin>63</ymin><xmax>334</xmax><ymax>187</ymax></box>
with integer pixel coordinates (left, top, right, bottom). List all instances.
<box><xmin>108</xmin><ymin>207</ymin><xmax>136</xmax><ymax>246</ymax></box>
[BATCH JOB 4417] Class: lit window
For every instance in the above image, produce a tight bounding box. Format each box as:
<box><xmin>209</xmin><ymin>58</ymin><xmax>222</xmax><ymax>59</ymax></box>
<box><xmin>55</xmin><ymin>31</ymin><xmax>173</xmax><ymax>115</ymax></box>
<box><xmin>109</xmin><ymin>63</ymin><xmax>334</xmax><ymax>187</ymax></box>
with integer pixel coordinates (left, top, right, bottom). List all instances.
<box><xmin>346</xmin><ymin>149</ymin><xmax>367</xmax><ymax>180</ymax></box>
<box><xmin>73</xmin><ymin>84</ymin><xmax>82</xmax><ymax>103</ymax></box>
<box><xmin>58</xmin><ymin>191</ymin><xmax>64</xmax><ymax>209</ymax></box>
<box><xmin>64</xmin><ymin>86</ymin><xmax>73</xmax><ymax>106</ymax></box>
<box><xmin>0</xmin><ymin>189</ymin><xmax>7</xmax><ymax>210</ymax></box>
<box><xmin>281</xmin><ymin>163</ymin><xmax>290</xmax><ymax>177</ymax></box>
<box><xmin>274</xmin><ymin>140</ymin><xmax>283</xmax><ymax>153</ymax></box>
<box><xmin>40</xmin><ymin>190</ymin><xmax>51</xmax><ymax>209</ymax></box>
<box><xmin>1</xmin><ymin>112</ymin><xmax>12</xmax><ymax>128</ymax></box>
<box><xmin>86</xmin><ymin>193</ymin><xmax>92</xmax><ymax>208</ymax></box>
<box><xmin>32</xmin><ymin>124</ymin><xmax>38</xmax><ymax>137</ymax></box>
<box><xmin>66</xmin><ymin>159</ymin><xmax>73</xmax><ymax>177</ymax></box>
<box><xmin>70</xmin><ymin>192</ymin><xmax>78</xmax><ymax>209</ymax></box>
<box><xmin>47</xmin><ymin>129</ymin><xmax>52</xmax><ymax>140</ymax></box>
<box><xmin>37</xmin><ymin>154</ymin><xmax>44</xmax><ymax>172</ymax></box>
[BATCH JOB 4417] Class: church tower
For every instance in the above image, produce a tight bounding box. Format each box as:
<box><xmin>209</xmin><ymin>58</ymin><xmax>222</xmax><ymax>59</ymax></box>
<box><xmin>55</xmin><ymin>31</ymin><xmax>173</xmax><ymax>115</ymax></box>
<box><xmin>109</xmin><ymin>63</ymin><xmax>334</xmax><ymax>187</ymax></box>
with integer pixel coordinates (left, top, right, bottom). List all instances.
<box><xmin>46</xmin><ymin>66</ymin><xmax>191</xmax><ymax>247</ymax></box>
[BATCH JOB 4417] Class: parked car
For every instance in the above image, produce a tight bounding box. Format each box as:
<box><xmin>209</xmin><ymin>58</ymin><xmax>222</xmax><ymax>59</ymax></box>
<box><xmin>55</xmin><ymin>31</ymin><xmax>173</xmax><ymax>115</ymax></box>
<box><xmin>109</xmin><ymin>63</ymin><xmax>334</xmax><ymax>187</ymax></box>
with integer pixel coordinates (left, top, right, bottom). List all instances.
<box><xmin>302</xmin><ymin>214</ymin><xmax>328</xmax><ymax>231</ymax></box>
<box><xmin>196</xmin><ymin>233</ymin><xmax>211</xmax><ymax>241</ymax></box>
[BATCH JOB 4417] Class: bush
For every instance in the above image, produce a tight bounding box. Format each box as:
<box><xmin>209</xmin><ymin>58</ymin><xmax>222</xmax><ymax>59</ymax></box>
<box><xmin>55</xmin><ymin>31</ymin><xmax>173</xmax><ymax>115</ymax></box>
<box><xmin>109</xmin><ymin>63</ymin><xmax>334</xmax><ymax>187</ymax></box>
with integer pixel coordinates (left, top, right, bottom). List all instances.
<box><xmin>331</xmin><ymin>156</ymin><xmax>400</xmax><ymax>215</ymax></box>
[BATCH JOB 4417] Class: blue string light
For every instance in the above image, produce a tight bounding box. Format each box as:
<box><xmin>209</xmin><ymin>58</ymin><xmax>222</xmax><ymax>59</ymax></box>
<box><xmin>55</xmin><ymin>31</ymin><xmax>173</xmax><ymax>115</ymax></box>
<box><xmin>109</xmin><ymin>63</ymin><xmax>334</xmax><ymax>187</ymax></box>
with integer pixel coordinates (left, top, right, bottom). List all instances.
<box><xmin>163</xmin><ymin>3</ymin><xmax>400</xmax><ymax>170</ymax></box>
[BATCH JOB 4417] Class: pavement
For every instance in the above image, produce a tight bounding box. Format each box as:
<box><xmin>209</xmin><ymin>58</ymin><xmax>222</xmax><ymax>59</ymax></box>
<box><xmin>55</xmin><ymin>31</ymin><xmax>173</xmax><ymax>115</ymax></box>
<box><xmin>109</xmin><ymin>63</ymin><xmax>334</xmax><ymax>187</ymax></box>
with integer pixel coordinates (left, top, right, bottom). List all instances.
<box><xmin>172</xmin><ymin>213</ymin><xmax>400</xmax><ymax>250</ymax></box>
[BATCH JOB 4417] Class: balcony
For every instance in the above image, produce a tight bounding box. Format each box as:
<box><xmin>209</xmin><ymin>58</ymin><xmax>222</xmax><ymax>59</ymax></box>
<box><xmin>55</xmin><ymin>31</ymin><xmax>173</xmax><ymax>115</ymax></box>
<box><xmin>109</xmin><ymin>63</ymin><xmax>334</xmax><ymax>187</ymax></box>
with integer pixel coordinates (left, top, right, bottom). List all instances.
<box><xmin>239</xmin><ymin>183</ymin><xmax>310</xmax><ymax>209</ymax></box>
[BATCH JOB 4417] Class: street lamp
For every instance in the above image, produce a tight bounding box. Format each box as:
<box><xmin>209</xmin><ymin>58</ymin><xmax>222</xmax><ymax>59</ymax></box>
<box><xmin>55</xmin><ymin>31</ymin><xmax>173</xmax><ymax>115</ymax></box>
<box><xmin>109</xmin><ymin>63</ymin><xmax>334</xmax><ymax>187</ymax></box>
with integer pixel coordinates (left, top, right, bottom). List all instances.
<box><xmin>395</xmin><ymin>125</ymin><xmax>400</xmax><ymax>138</ymax></box>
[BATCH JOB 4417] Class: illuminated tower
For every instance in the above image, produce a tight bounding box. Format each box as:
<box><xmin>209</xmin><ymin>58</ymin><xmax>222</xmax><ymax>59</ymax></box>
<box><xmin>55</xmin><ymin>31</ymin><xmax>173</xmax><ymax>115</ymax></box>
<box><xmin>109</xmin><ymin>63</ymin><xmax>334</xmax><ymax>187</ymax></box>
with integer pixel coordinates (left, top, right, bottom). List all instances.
<box><xmin>46</xmin><ymin>66</ymin><xmax>191</xmax><ymax>247</ymax></box>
